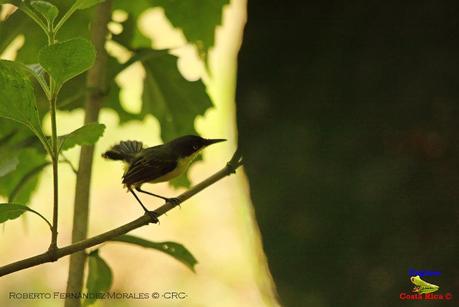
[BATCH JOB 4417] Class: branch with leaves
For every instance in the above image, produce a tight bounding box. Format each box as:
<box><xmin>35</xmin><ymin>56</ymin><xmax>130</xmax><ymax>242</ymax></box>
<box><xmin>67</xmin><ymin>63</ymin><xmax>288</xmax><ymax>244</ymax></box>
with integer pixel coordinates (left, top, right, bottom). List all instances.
<box><xmin>0</xmin><ymin>149</ymin><xmax>243</xmax><ymax>277</ymax></box>
<box><xmin>1</xmin><ymin>0</ymin><xmax>232</xmax><ymax>305</ymax></box>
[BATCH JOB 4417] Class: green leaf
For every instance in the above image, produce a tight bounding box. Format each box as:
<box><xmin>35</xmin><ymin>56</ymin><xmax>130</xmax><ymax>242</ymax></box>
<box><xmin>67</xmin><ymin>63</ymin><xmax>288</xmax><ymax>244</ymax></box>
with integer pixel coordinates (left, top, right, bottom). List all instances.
<box><xmin>0</xmin><ymin>203</ymin><xmax>25</xmax><ymax>223</ymax></box>
<box><xmin>0</xmin><ymin>122</ymin><xmax>47</xmax><ymax>204</ymax></box>
<box><xmin>84</xmin><ymin>250</ymin><xmax>112</xmax><ymax>306</ymax></box>
<box><xmin>169</xmin><ymin>170</ymin><xmax>192</xmax><ymax>188</ymax></box>
<box><xmin>0</xmin><ymin>60</ymin><xmax>49</xmax><ymax>151</ymax></box>
<box><xmin>76</xmin><ymin>0</ymin><xmax>105</xmax><ymax>10</ymax></box>
<box><xmin>58</xmin><ymin>123</ymin><xmax>105</xmax><ymax>151</ymax></box>
<box><xmin>111</xmin><ymin>235</ymin><xmax>198</xmax><ymax>272</ymax></box>
<box><xmin>151</xmin><ymin>0</ymin><xmax>230</xmax><ymax>61</ymax></box>
<box><xmin>110</xmin><ymin>0</ymin><xmax>152</xmax><ymax>49</ymax></box>
<box><xmin>39</xmin><ymin>37</ymin><xmax>96</xmax><ymax>86</ymax></box>
<box><xmin>141</xmin><ymin>52</ymin><xmax>213</xmax><ymax>142</ymax></box>
<box><xmin>24</xmin><ymin>63</ymin><xmax>50</xmax><ymax>97</ymax></box>
<box><xmin>0</xmin><ymin>203</ymin><xmax>52</xmax><ymax>228</ymax></box>
<box><xmin>0</xmin><ymin>147</ymin><xmax>47</xmax><ymax>204</ymax></box>
<box><xmin>31</xmin><ymin>1</ymin><xmax>59</xmax><ymax>23</ymax></box>
<box><xmin>111</xmin><ymin>14</ymin><xmax>152</xmax><ymax>50</ymax></box>
<box><xmin>0</xmin><ymin>151</ymin><xmax>19</xmax><ymax>177</ymax></box>
<box><xmin>26</xmin><ymin>63</ymin><xmax>46</xmax><ymax>83</ymax></box>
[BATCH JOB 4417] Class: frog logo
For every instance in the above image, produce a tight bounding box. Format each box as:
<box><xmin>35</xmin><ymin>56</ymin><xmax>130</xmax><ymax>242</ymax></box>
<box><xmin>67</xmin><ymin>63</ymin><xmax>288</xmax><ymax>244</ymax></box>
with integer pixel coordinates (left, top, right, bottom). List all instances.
<box><xmin>410</xmin><ymin>275</ymin><xmax>439</xmax><ymax>294</ymax></box>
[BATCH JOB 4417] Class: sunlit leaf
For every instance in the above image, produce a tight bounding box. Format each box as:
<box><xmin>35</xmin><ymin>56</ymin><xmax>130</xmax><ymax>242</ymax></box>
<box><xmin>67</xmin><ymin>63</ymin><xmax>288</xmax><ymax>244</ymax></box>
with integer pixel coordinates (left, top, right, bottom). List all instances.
<box><xmin>0</xmin><ymin>203</ymin><xmax>52</xmax><ymax>228</ymax></box>
<box><xmin>0</xmin><ymin>60</ymin><xmax>49</xmax><ymax>150</ymax></box>
<box><xmin>111</xmin><ymin>235</ymin><xmax>198</xmax><ymax>272</ymax></box>
<box><xmin>31</xmin><ymin>1</ymin><xmax>59</xmax><ymax>23</ymax></box>
<box><xmin>84</xmin><ymin>250</ymin><xmax>112</xmax><ymax>306</ymax></box>
<box><xmin>111</xmin><ymin>0</ymin><xmax>152</xmax><ymax>49</ymax></box>
<box><xmin>151</xmin><ymin>0</ymin><xmax>230</xmax><ymax>61</ymax></box>
<box><xmin>38</xmin><ymin>37</ymin><xmax>96</xmax><ymax>86</ymax></box>
<box><xmin>141</xmin><ymin>52</ymin><xmax>213</xmax><ymax>142</ymax></box>
<box><xmin>58</xmin><ymin>122</ymin><xmax>105</xmax><ymax>151</ymax></box>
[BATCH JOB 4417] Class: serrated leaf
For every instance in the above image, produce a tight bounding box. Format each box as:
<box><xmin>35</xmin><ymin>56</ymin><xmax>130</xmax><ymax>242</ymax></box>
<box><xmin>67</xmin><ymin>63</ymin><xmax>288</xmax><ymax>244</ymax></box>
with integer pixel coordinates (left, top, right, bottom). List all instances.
<box><xmin>0</xmin><ymin>60</ymin><xmax>49</xmax><ymax>151</ymax></box>
<box><xmin>58</xmin><ymin>123</ymin><xmax>105</xmax><ymax>151</ymax></box>
<box><xmin>76</xmin><ymin>0</ymin><xmax>105</xmax><ymax>10</ymax></box>
<box><xmin>31</xmin><ymin>1</ymin><xmax>59</xmax><ymax>23</ymax></box>
<box><xmin>152</xmin><ymin>0</ymin><xmax>229</xmax><ymax>61</ymax></box>
<box><xmin>39</xmin><ymin>38</ymin><xmax>96</xmax><ymax>86</ymax></box>
<box><xmin>0</xmin><ymin>203</ymin><xmax>52</xmax><ymax>228</ymax></box>
<box><xmin>111</xmin><ymin>235</ymin><xmax>198</xmax><ymax>272</ymax></box>
<box><xmin>84</xmin><ymin>250</ymin><xmax>112</xmax><ymax>306</ymax></box>
<box><xmin>141</xmin><ymin>52</ymin><xmax>213</xmax><ymax>142</ymax></box>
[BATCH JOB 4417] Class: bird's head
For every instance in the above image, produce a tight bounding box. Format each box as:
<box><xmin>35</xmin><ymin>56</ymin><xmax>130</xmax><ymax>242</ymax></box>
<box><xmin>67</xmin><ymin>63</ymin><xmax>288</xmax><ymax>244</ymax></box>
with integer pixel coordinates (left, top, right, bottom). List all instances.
<box><xmin>168</xmin><ymin>135</ymin><xmax>226</xmax><ymax>158</ymax></box>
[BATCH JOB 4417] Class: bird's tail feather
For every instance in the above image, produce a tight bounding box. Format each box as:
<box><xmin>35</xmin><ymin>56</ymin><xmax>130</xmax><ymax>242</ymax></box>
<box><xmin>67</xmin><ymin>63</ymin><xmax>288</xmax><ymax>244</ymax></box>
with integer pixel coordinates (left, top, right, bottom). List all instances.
<box><xmin>102</xmin><ymin>140</ymin><xmax>144</xmax><ymax>163</ymax></box>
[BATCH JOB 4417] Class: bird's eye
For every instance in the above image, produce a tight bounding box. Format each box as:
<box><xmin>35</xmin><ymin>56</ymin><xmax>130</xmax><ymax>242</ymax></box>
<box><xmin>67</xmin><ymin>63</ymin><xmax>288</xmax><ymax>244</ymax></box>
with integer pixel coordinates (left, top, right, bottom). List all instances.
<box><xmin>193</xmin><ymin>145</ymin><xmax>199</xmax><ymax>150</ymax></box>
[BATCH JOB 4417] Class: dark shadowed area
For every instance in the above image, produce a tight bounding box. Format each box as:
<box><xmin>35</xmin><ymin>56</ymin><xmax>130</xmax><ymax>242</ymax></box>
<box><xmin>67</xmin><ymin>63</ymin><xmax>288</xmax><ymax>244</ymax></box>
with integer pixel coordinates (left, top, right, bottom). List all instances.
<box><xmin>236</xmin><ymin>1</ymin><xmax>459</xmax><ymax>306</ymax></box>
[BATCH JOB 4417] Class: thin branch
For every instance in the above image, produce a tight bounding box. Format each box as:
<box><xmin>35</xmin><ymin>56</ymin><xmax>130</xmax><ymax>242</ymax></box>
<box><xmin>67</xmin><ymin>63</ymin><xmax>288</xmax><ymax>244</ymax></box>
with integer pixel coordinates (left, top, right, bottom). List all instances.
<box><xmin>0</xmin><ymin>151</ymin><xmax>242</xmax><ymax>277</ymax></box>
<box><xmin>59</xmin><ymin>153</ymin><xmax>78</xmax><ymax>175</ymax></box>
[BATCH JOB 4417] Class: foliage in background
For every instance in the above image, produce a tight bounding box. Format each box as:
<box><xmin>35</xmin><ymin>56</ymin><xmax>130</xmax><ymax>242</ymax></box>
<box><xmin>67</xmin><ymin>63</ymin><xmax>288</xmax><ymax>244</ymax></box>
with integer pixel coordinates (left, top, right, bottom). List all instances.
<box><xmin>0</xmin><ymin>0</ymin><xmax>228</xmax><ymax>304</ymax></box>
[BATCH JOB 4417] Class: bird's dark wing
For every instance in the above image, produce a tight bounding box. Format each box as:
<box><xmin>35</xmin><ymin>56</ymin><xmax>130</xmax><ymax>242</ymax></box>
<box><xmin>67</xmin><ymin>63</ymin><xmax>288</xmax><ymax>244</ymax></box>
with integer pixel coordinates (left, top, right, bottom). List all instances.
<box><xmin>122</xmin><ymin>147</ymin><xmax>178</xmax><ymax>187</ymax></box>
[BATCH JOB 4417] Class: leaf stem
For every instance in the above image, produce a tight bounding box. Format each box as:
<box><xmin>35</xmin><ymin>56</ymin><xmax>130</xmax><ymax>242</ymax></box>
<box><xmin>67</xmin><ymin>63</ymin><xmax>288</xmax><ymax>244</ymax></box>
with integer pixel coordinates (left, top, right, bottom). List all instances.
<box><xmin>54</xmin><ymin>3</ymin><xmax>79</xmax><ymax>34</ymax></box>
<box><xmin>19</xmin><ymin>4</ymin><xmax>48</xmax><ymax>34</ymax></box>
<box><xmin>47</xmin><ymin>22</ymin><xmax>59</xmax><ymax>255</ymax></box>
<box><xmin>48</xmin><ymin>93</ymin><xmax>59</xmax><ymax>255</ymax></box>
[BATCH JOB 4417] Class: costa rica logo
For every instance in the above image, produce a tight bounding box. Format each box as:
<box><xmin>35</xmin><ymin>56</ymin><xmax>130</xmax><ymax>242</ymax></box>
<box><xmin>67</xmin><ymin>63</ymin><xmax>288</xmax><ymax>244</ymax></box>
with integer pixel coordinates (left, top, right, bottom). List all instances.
<box><xmin>410</xmin><ymin>275</ymin><xmax>439</xmax><ymax>294</ymax></box>
<box><xmin>399</xmin><ymin>274</ymin><xmax>453</xmax><ymax>301</ymax></box>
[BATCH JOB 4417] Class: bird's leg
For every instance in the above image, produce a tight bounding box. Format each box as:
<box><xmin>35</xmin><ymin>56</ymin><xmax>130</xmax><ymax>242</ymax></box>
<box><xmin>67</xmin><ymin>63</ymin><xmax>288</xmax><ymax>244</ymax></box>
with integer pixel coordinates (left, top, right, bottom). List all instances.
<box><xmin>136</xmin><ymin>187</ymin><xmax>168</xmax><ymax>200</ymax></box>
<box><xmin>136</xmin><ymin>187</ymin><xmax>180</xmax><ymax>206</ymax></box>
<box><xmin>128</xmin><ymin>188</ymin><xmax>159</xmax><ymax>223</ymax></box>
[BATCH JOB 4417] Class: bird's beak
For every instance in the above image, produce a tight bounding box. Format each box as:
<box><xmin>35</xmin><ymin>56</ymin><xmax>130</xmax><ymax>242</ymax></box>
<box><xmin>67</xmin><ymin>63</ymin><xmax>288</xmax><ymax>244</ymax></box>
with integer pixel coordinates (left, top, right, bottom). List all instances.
<box><xmin>204</xmin><ymin>138</ymin><xmax>226</xmax><ymax>146</ymax></box>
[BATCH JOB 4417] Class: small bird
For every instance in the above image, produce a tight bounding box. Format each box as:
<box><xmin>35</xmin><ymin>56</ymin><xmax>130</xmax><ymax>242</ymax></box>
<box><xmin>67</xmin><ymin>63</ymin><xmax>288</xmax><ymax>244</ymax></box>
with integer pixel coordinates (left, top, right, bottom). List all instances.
<box><xmin>102</xmin><ymin>135</ymin><xmax>226</xmax><ymax>220</ymax></box>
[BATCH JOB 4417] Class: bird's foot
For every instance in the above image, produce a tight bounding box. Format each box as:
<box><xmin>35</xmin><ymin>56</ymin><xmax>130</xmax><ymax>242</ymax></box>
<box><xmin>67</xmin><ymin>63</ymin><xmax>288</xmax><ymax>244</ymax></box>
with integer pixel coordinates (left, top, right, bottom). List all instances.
<box><xmin>145</xmin><ymin>210</ymin><xmax>159</xmax><ymax>224</ymax></box>
<box><xmin>166</xmin><ymin>197</ymin><xmax>181</xmax><ymax>207</ymax></box>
